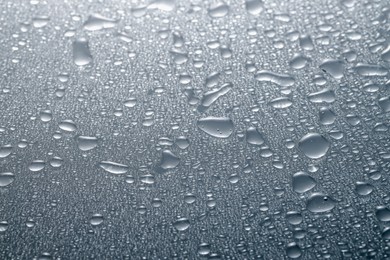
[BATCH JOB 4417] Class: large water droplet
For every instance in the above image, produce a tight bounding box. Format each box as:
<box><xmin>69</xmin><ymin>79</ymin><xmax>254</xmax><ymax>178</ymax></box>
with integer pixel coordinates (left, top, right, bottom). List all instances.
<box><xmin>376</xmin><ymin>206</ymin><xmax>390</xmax><ymax>222</ymax></box>
<box><xmin>173</xmin><ymin>218</ymin><xmax>190</xmax><ymax>231</ymax></box>
<box><xmin>355</xmin><ymin>181</ymin><xmax>373</xmax><ymax>196</ymax></box>
<box><xmin>158</xmin><ymin>150</ymin><xmax>180</xmax><ymax>171</ymax></box>
<box><xmin>246</xmin><ymin>127</ymin><xmax>264</xmax><ymax>145</ymax></box>
<box><xmin>197</xmin><ymin>117</ymin><xmax>234</xmax><ymax>138</ymax></box>
<box><xmin>0</xmin><ymin>145</ymin><xmax>12</xmax><ymax>158</ymax></box>
<box><xmin>245</xmin><ymin>0</ymin><xmax>264</xmax><ymax>15</ymax></box>
<box><xmin>286</xmin><ymin>242</ymin><xmax>302</xmax><ymax>258</ymax></box>
<box><xmin>355</xmin><ymin>63</ymin><xmax>388</xmax><ymax>76</ymax></box>
<box><xmin>298</xmin><ymin>133</ymin><xmax>330</xmax><ymax>159</ymax></box>
<box><xmin>306</xmin><ymin>193</ymin><xmax>336</xmax><ymax>213</ymax></box>
<box><xmin>292</xmin><ymin>171</ymin><xmax>316</xmax><ymax>193</ymax></box>
<box><xmin>77</xmin><ymin>136</ymin><xmax>98</xmax><ymax>151</ymax></box>
<box><xmin>28</xmin><ymin>160</ymin><xmax>46</xmax><ymax>172</ymax></box>
<box><xmin>319</xmin><ymin>59</ymin><xmax>345</xmax><ymax>79</ymax></box>
<box><xmin>73</xmin><ymin>38</ymin><xmax>93</xmax><ymax>66</ymax></box>
<box><xmin>0</xmin><ymin>172</ymin><xmax>15</xmax><ymax>187</ymax></box>
<box><xmin>208</xmin><ymin>2</ymin><xmax>229</xmax><ymax>18</ymax></box>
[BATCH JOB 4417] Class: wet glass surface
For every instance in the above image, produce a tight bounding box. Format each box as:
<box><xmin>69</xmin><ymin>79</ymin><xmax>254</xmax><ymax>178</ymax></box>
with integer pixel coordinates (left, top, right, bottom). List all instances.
<box><xmin>1</xmin><ymin>0</ymin><xmax>390</xmax><ymax>259</ymax></box>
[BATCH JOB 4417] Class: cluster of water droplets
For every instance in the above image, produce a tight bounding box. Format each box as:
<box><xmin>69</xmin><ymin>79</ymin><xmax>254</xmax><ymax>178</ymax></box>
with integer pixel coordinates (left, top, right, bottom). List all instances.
<box><xmin>1</xmin><ymin>0</ymin><xmax>390</xmax><ymax>258</ymax></box>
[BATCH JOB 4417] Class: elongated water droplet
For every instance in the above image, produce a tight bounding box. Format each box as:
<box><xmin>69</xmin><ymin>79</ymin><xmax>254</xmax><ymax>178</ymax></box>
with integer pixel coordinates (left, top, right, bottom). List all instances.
<box><xmin>99</xmin><ymin>161</ymin><xmax>128</xmax><ymax>174</ymax></box>
<box><xmin>73</xmin><ymin>38</ymin><xmax>93</xmax><ymax>66</ymax></box>
<box><xmin>355</xmin><ymin>63</ymin><xmax>388</xmax><ymax>76</ymax></box>
<box><xmin>308</xmin><ymin>89</ymin><xmax>335</xmax><ymax>103</ymax></box>
<box><xmin>269</xmin><ymin>97</ymin><xmax>293</xmax><ymax>108</ymax></box>
<box><xmin>83</xmin><ymin>14</ymin><xmax>117</xmax><ymax>31</ymax></box>
<box><xmin>59</xmin><ymin>120</ymin><xmax>77</xmax><ymax>132</ymax></box>
<box><xmin>198</xmin><ymin>83</ymin><xmax>232</xmax><ymax>112</ymax></box>
<box><xmin>255</xmin><ymin>70</ymin><xmax>295</xmax><ymax>87</ymax></box>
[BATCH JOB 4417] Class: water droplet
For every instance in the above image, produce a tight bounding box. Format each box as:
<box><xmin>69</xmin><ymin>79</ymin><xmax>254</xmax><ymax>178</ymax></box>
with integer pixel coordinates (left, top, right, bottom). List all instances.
<box><xmin>376</xmin><ymin>206</ymin><xmax>390</xmax><ymax>222</ymax></box>
<box><xmin>306</xmin><ymin>193</ymin><xmax>336</xmax><ymax>213</ymax></box>
<box><xmin>319</xmin><ymin>59</ymin><xmax>345</xmax><ymax>79</ymax></box>
<box><xmin>73</xmin><ymin>38</ymin><xmax>93</xmax><ymax>66</ymax></box>
<box><xmin>355</xmin><ymin>63</ymin><xmax>388</xmax><ymax>76</ymax></box>
<box><xmin>292</xmin><ymin>171</ymin><xmax>316</xmax><ymax>193</ymax></box>
<box><xmin>198</xmin><ymin>83</ymin><xmax>232</xmax><ymax>112</ymax></box>
<box><xmin>289</xmin><ymin>54</ymin><xmax>310</xmax><ymax>70</ymax></box>
<box><xmin>298</xmin><ymin>133</ymin><xmax>330</xmax><ymax>159</ymax></box>
<box><xmin>208</xmin><ymin>2</ymin><xmax>229</xmax><ymax>18</ymax></box>
<box><xmin>269</xmin><ymin>97</ymin><xmax>293</xmax><ymax>109</ymax></box>
<box><xmin>32</xmin><ymin>16</ymin><xmax>50</xmax><ymax>28</ymax></box>
<box><xmin>379</xmin><ymin>96</ymin><xmax>390</xmax><ymax>113</ymax></box>
<box><xmin>286</xmin><ymin>211</ymin><xmax>303</xmax><ymax>225</ymax></box>
<box><xmin>184</xmin><ymin>193</ymin><xmax>196</xmax><ymax>204</ymax></box>
<box><xmin>198</xmin><ymin>243</ymin><xmax>211</xmax><ymax>256</ymax></box>
<box><xmin>124</xmin><ymin>98</ymin><xmax>137</xmax><ymax>108</ymax></box>
<box><xmin>255</xmin><ymin>70</ymin><xmax>295</xmax><ymax>87</ymax></box>
<box><xmin>28</xmin><ymin>160</ymin><xmax>46</xmax><ymax>172</ymax></box>
<box><xmin>299</xmin><ymin>35</ymin><xmax>314</xmax><ymax>50</ymax></box>
<box><xmin>83</xmin><ymin>14</ymin><xmax>117</xmax><ymax>31</ymax></box>
<box><xmin>355</xmin><ymin>181</ymin><xmax>373</xmax><ymax>196</ymax></box>
<box><xmin>59</xmin><ymin>120</ymin><xmax>77</xmax><ymax>132</ymax></box>
<box><xmin>286</xmin><ymin>242</ymin><xmax>302</xmax><ymax>258</ymax></box>
<box><xmin>76</xmin><ymin>136</ymin><xmax>98</xmax><ymax>151</ymax></box>
<box><xmin>0</xmin><ymin>172</ymin><xmax>15</xmax><ymax>187</ymax></box>
<box><xmin>39</xmin><ymin>110</ymin><xmax>52</xmax><ymax>122</ymax></box>
<box><xmin>245</xmin><ymin>0</ymin><xmax>264</xmax><ymax>15</ymax></box>
<box><xmin>308</xmin><ymin>89</ymin><xmax>335</xmax><ymax>103</ymax></box>
<box><xmin>49</xmin><ymin>156</ymin><xmax>63</xmax><ymax>168</ymax></box>
<box><xmin>0</xmin><ymin>221</ymin><xmax>8</xmax><ymax>232</ymax></box>
<box><xmin>0</xmin><ymin>145</ymin><xmax>12</xmax><ymax>158</ymax></box>
<box><xmin>90</xmin><ymin>214</ymin><xmax>104</xmax><ymax>226</ymax></box>
<box><xmin>382</xmin><ymin>228</ymin><xmax>390</xmax><ymax>240</ymax></box>
<box><xmin>246</xmin><ymin>126</ymin><xmax>264</xmax><ymax>145</ymax></box>
<box><xmin>99</xmin><ymin>161</ymin><xmax>128</xmax><ymax>174</ymax></box>
<box><xmin>173</xmin><ymin>218</ymin><xmax>190</xmax><ymax>231</ymax></box>
<box><xmin>148</xmin><ymin>0</ymin><xmax>176</xmax><ymax>12</ymax></box>
<box><xmin>319</xmin><ymin>108</ymin><xmax>336</xmax><ymax>125</ymax></box>
<box><xmin>158</xmin><ymin>150</ymin><xmax>180</xmax><ymax>171</ymax></box>
<box><xmin>175</xmin><ymin>136</ymin><xmax>190</xmax><ymax>149</ymax></box>
<box><xmin>197</xmin><ymin>117</ymin><xmax>234</xmax><ymax>138</ymax></box>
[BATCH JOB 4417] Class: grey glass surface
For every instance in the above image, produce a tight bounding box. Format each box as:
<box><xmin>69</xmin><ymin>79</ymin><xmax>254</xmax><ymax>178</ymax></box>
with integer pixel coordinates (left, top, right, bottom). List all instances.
<box><xmin>1</xmin><ymin>0</ymin><xmax>390</xmax><ymax>259</ymax></box>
